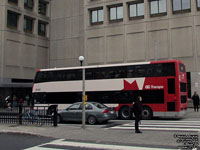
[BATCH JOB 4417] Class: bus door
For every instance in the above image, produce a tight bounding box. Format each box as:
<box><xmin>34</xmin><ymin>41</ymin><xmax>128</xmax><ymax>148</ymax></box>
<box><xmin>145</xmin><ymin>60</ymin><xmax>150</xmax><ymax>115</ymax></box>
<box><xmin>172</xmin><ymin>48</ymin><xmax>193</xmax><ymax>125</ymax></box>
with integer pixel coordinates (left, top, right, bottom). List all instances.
<box><xmin>167</xmin><ymin>78</ymin><xmax>176</xmax><ymax>111</ymax></box>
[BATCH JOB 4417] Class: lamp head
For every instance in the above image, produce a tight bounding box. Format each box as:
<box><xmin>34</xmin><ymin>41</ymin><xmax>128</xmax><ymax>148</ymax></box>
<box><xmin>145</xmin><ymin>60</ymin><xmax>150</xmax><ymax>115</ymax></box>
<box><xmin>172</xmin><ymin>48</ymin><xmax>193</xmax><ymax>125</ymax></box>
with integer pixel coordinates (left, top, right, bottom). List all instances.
<box><xmin>79</xmin><ymin>56</ymin><xmax>84</xmax><ymax>62</ymax></box>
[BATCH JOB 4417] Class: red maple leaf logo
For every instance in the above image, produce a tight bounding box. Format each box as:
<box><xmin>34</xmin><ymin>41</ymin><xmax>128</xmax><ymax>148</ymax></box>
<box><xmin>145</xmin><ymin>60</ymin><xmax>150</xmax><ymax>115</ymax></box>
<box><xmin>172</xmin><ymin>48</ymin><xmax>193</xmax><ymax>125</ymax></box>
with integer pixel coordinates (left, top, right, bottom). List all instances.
<box><xmin>122</xmin><ymin>80</ymin><xmax>139</xmax><ymax>90</ymax></box>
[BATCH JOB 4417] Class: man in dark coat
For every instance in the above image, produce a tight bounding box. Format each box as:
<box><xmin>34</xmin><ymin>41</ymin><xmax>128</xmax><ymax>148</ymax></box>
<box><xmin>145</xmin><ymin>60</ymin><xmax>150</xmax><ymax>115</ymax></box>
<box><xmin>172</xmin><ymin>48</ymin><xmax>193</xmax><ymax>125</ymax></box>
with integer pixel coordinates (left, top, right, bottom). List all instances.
<box><xmin>192</xmin><ymin>91</ymin><xmax>200</xmax><ymax>112</ymax></box>
<box><xmin>133</xmin><ymin>96</ymin><xmax>143</xmax><ymax>133</ymax></box>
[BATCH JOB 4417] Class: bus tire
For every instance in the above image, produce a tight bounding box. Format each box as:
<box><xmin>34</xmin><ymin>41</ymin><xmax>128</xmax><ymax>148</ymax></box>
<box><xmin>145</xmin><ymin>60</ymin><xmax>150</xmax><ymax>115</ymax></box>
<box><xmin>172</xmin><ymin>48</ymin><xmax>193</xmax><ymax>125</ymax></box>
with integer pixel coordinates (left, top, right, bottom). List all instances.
<box><xmin>119</xmin><ymin>106</ymin><xmax>131</xmax><ymax>120</ymax></box>
<box><xmin>142</xmin><ymin>106</ymin><xmax>153</xmax><ymax>120</ymax></box>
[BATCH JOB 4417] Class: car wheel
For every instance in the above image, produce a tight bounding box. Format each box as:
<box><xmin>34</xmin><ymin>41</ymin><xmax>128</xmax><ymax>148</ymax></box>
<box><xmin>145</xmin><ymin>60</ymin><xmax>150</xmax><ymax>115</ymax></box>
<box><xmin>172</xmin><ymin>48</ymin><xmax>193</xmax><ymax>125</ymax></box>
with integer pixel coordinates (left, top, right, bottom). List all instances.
<box><xmin>87</xmin><ymin>115</ymin><xmax>97</xmax><ymax>125</ymax></box>
<box><xmin>142</xmin><ymin>106</ymin><xmax>153</xmax><ymax>120</ymax></box>
<box><xmin>119</xmin><ymin>106</ymin><xmax>131</xmax><ymax>120</ymax></box>
<box><xmin>57</xmin><ymin>115</ymin><xmax>62</xmax><ymax>123</ymax></box>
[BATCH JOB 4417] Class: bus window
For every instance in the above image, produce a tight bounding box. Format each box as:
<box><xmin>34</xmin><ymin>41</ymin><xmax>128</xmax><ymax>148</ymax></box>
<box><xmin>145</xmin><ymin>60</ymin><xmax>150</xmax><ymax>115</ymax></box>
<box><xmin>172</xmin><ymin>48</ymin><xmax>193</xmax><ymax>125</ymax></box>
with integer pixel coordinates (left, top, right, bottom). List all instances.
<box><xmin>179</xmin><ymin>63</ymin><xmax>186</xmax><ymax>72</ymax></box>
<box><xmin>180</xmin><ymin>82</ymin><xmax>186</xmax><ymax>92</ymax></box>
<box><xmin>86</xmin><ymin>70</ymin><xmax>93</xmax><ymax>80</ymax></box>
<box><xmin>163</xmin><ymin>63</ymin><xmax>176</xmax><ymax>76</ymax></box>
<box><xmin>168</xmin><ymin>78</ymin><xmax>175</xmax><ymax>94</ymax></box>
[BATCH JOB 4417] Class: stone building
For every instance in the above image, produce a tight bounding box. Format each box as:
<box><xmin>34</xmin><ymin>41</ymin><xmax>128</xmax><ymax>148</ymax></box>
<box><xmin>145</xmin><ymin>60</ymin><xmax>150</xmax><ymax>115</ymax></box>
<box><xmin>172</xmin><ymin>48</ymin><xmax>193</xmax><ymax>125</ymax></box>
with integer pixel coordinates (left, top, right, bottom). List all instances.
<box><xmin>1</xmin><ymin>0</ymin><xmax>200</xmax><ymax>102</ymax></box>
<box><xmin>0</xmin><ymin>0</ymin><xmax>50</xmax><ymax>101</ymax></box>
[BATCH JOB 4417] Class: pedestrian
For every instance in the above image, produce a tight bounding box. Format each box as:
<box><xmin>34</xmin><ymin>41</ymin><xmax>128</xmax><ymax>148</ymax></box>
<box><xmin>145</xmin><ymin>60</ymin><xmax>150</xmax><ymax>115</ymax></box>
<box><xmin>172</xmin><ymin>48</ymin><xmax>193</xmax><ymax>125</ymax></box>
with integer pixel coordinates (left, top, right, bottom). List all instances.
<box><xmin>192</xmin><ymin>91</ymin><xmax>200</xmax><ymax>112</ymax></box>
<box><xmin>19</xmin><ymin>98</ymin><xmax>23</xmax><ymax>106</ymax></box>
<box><xmin>12</xmin><ymin>95</ymin><xmax>17</xmax><ymax>107</ymax></box>
<box><xmin>133</xmin><ymin>96</ymin><xmax>143</xmax><ymax>133</ymax></box>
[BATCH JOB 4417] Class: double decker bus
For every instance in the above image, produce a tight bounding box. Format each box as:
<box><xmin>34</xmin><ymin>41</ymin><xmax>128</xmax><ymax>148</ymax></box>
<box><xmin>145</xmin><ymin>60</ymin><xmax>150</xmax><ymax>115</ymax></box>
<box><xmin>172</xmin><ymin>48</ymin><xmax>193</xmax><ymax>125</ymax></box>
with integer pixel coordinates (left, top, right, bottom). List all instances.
<box><xmin>32</xmin><ymin>60</ymin><xmax>188</xmax><ymax>119</ymax></box>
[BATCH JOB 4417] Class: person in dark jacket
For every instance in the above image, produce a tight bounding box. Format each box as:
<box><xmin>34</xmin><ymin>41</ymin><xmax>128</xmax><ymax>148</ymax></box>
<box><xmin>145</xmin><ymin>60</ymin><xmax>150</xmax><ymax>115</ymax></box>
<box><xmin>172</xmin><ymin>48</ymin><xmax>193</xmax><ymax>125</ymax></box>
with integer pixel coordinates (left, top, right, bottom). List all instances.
<box><xmin>192</xmin><ymin>91</ymin><xmax>200</xmax><ymax>112</ymax></box>
<box><xmin>133</xmin><ymin>96</ymin><xmax>143</xmax><ymax>133</ymax></box>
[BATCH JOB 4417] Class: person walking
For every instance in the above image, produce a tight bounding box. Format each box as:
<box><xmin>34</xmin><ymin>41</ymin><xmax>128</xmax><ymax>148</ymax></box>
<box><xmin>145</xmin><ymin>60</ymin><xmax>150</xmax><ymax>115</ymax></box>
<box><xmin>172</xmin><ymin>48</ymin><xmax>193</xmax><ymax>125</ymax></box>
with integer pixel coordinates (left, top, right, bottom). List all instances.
<box><xmin>133</xmin><ymin>96</ymin><xmax>143</xmax><ymax>133</ymax></box>
<box><xmin>192</xmin><ymin>91</ymin><xmax>200</xmax><ymax>112</ymax></box>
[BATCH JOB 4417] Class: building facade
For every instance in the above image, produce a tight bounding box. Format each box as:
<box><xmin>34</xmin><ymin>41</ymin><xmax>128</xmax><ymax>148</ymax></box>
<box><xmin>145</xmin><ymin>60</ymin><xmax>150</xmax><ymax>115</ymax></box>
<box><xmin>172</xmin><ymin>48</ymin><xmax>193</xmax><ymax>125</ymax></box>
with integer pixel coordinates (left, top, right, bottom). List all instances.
<box><xmin>1</xmin><ymin>0</ymin><xmax>200</xmax><ymax>102</ymax></box>
<box><xmin>0</xmin><ymin>0</ymin><xmax>50</xmax><ymax>102</ymax></box>
<box><xmin>50</xmin><ymin>0</ymin><xmax>200</xmax><ymax>97</ymax></box>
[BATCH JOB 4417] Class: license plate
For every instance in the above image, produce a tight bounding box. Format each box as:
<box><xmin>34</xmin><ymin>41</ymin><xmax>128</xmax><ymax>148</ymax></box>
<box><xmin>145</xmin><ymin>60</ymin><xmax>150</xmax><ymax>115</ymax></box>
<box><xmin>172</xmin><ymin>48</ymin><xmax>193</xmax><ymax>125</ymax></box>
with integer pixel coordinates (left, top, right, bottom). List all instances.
<box><xmin>110</xmin><ymin>111</ymin><xmax>114</xmax><ymax>114</ymax></box>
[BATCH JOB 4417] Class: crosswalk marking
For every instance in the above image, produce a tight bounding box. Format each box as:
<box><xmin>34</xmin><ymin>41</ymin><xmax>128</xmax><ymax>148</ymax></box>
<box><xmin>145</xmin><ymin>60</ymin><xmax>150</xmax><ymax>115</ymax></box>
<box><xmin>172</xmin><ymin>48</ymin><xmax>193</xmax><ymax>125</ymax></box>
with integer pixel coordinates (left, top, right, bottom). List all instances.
<box><xmin>24</xmin><ymin>147</ymin><xmax>67</xmax><ymax>150</ymax></box>
<box><xmin>109</xmin><ymin>120</ymin><xmax>200</xmax><ymax>132</ymax></box>
<box><xmin>24</xmin><ymin>139</ymin><xmax>176</xmax><ymax>150</ymax></box>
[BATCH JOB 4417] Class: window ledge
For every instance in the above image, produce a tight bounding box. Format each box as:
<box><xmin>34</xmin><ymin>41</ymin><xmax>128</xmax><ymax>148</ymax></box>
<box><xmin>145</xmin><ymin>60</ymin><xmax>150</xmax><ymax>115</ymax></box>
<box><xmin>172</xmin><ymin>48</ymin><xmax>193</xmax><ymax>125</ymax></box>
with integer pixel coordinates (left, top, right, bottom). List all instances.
<box><xmin>173</xmin><ymin>9</ymin><xmax>191</xmax><ymax>14</ymax></box>
<box><xmin>150</xmin><ymin>12</ymin><xmax>167</xmax><ymax>17</ymax></box>
<box><xmin>91</xmin><ymin>21</ymin><xmax>103</xmax><ymax>26</ymax></box>
<box><xmin>7</xmin><ymin>25</ymin><xmax>18</xmax><ymax>30</ymax></box>
<box><xmin>109</xmin><ymin>19</ymin><xmax>123</xmax><ymax>23</ymax></box>
<box><xmin>24</xmin><ymin>6</ymin><xmax>33</xmax><ymax>11</ymax></box>
<box><xmin>129</xmin><ymin>15</ymin><xmax>144</xmax><ymax>20</ymax></box>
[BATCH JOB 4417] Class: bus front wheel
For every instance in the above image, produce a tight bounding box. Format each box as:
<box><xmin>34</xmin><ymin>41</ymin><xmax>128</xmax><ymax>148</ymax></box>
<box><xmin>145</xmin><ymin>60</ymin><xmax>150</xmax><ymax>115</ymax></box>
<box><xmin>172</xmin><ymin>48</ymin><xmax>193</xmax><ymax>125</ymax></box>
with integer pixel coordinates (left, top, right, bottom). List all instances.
<box><xmin>142</xmin><ymin>106</ymin><xmax>153</xmax><ymax>120</ymax></box>
<box><xmin>119</xmin><ymin>106</ymin><xmax>131</xmax><ymax>120</ymax></box>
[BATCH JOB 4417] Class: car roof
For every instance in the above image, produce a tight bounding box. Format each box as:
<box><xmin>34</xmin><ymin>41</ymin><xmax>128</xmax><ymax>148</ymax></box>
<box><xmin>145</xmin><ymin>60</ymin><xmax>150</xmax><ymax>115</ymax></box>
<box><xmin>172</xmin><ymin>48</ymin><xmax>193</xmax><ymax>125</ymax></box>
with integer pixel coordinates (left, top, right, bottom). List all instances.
<box><xmin>73</xmin><ymin>102</ymin><xmax>100</xmax><ymax>104</ymax></box>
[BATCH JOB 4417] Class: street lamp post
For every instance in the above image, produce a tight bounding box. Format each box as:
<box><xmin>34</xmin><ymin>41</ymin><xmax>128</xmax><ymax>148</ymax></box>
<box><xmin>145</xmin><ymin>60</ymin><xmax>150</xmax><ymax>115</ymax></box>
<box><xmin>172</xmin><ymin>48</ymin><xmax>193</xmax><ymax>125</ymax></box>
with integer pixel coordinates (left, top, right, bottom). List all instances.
<box><xmin>79</xmin><ymin>56</ymin><xmax>86</xmax><ymax>129</ymax></box>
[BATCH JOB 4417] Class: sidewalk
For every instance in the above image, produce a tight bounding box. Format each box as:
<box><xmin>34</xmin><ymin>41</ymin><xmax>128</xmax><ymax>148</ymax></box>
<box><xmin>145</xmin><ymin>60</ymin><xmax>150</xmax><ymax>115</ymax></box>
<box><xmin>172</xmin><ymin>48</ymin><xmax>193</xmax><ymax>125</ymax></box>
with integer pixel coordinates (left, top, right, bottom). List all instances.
<box><xmin>0</xmin><ymin>122</ymin><xmax>199</xmax><ymax>149</ymax></box>
<box><xmin>0</xmin><ymin>108</ymin><xmax>199</xmax><ymax>149</ymax></box>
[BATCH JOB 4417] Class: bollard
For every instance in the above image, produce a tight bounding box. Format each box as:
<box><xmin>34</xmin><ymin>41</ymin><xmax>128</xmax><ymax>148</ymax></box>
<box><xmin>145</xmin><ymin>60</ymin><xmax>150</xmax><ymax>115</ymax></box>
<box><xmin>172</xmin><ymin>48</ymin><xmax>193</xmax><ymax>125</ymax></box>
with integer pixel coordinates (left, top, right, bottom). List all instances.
<box><xmin>53</xmin><ymin>106</ymin><xmax>57</xmax><ymax>127</ymax></box>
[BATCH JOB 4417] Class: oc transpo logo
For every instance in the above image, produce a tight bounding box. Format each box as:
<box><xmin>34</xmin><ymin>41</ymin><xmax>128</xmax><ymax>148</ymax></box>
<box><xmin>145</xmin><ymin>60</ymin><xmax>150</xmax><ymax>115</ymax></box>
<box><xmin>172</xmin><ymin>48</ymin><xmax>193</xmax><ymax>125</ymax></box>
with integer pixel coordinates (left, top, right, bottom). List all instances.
<box><xmin>145</xmin><ymin>85</ymin><xmax>164</xmax><ymax>89</ymax></box>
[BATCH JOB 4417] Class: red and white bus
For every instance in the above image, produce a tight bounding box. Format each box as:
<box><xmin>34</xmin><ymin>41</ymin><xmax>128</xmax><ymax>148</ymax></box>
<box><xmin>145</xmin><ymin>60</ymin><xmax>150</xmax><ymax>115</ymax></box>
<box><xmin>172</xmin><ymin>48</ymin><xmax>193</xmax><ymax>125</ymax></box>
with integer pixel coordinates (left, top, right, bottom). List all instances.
<box><xmin>32</xmin><ymin>60</ymin><xmax>188</xmax><ymax>119</ymax></box>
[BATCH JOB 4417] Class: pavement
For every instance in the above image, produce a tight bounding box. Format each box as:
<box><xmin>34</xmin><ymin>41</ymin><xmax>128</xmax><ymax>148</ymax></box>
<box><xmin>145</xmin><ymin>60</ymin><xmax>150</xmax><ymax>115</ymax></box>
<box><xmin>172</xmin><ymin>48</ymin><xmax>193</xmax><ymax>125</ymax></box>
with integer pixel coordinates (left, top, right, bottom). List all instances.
<box><xmin>0</xmin><ymin>108</ymin><xmax>200</xmax><ymax>149</ymax></box>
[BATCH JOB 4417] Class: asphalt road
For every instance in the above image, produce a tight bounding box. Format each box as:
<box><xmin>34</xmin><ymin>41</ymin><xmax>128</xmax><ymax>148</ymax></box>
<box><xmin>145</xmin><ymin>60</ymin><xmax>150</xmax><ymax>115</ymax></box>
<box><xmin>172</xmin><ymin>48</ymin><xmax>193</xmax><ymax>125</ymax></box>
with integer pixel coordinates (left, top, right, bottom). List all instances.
<box><xmin>0</xmin><ymin>133</ymin><xmax>54</xmax><ymax>150</ymax></box>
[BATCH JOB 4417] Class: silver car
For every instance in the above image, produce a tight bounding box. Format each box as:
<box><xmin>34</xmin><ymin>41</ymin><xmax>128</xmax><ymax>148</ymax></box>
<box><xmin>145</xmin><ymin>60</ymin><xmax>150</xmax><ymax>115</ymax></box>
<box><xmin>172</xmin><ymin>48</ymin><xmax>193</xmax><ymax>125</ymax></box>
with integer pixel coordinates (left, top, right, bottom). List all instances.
<box><xmin>57</xmin><ymin>102</ymin><xmax>116</xmax><ymax>125</ymax></box>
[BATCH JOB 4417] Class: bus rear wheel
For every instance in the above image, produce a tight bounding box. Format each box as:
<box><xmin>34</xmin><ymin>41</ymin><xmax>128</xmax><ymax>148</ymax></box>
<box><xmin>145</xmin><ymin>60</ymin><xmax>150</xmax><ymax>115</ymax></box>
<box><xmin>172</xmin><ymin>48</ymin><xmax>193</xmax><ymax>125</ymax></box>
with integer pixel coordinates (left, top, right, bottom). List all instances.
<box><xmin>142</xmin><ymin>106</ymin><xmax>153</xmax><ymax>120</ymax></box>
<box><xmin>119</xmin><ymin>107</ymin><xmax>131</xmax><ymax>120</ymax></box>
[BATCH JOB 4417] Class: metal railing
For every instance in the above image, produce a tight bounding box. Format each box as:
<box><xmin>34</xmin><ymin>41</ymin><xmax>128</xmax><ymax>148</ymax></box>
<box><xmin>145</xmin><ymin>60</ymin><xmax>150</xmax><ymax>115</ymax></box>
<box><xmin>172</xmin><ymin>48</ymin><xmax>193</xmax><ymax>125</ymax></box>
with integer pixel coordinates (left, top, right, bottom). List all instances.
<box><xmin>0</xmin><ymin>105</ymin><xmax>57</xmax><ymax>127</ymax></box>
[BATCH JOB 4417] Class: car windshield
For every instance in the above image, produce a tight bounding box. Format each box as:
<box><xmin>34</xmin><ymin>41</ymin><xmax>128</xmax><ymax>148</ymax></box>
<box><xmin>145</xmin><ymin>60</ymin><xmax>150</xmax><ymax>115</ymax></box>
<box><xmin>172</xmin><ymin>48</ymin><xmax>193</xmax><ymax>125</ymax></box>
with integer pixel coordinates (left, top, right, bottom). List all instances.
<box><xmin>91</xmin><ymin>102</ymin><xmax>107</xmax><ymax>109</ymax></box>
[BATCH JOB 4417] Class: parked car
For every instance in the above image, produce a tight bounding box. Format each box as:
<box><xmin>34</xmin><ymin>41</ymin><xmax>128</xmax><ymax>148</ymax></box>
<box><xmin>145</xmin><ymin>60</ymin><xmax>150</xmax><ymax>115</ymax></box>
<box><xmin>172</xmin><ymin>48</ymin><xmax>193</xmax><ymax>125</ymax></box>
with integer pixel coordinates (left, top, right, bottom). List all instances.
<box><xmin>57</xmin><ymin>102</ymin><xmax>116</xmax><ymax>125</ymax></box>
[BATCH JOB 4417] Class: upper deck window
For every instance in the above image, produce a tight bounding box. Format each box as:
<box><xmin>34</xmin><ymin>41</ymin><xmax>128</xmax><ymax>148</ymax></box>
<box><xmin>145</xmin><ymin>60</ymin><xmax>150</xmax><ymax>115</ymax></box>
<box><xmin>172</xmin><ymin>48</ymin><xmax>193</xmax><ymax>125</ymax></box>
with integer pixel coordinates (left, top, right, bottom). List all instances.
<box><xmin>179</xmin><ymin>63</ymin><xmax>186</xmax><ymax>72</ymax></box>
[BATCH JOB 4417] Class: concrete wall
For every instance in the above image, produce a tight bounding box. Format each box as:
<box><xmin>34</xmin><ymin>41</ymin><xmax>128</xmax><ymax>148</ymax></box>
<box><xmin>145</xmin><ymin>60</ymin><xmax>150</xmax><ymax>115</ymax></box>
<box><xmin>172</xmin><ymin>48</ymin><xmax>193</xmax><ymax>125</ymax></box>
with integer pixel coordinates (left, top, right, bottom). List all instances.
<box><xmin>0</xmin><ymin>1</ymin><xmax>5</xmax><ymax>79</ymax></box>
<box><xmin>0</xmin><ymin>0</ymin><xmax>50</xmax><ymax>80</ymax></box>
<box><xmin>83</xmin><ymin>0</ymin><xmax>198</xmax><ymax>71</ymax></box>
<box><xmin>3</xmin><ymin>32</ymin><xmax>49</xmax><ymax>79</ymax></box>
<box><xmin>50</xmin><ymin>0</ymin><xmax>84</xmax><ymax>67</ymax></box>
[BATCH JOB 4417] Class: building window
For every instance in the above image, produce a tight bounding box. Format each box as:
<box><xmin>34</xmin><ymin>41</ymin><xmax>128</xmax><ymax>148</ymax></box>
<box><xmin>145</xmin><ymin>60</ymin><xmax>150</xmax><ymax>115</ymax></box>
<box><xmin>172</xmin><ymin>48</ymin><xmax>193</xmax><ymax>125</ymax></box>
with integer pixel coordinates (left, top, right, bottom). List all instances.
<box><xmin>150</xmin><ymin>0</ymin><xmax>167</xmax><ymax>16</ymax></box>
<box><xmin>38</xmin><ymin>21</ymin><xmax>47</xmax><ymax>37</ymax></box>
<box><xmin>8</xmin><ymin>0</ymin><xmax>18</xmax><ymax>4</ymax></box>
<box><xmin>172</xmin><ymin>0</ymin><xmax>191</xmax><ymax>13</ymax></box>
<box><xmin>24</xmin><ymin>16</ymin><xmax>34</xmax><ymax>33</ymax></box>
<box><xmin>128</xmin><ymin>1</ymin><xmax>144</xmax><ymax>19</ymax></box>
<box><xmin>7</xmin><ymin>10</ymin><xmax>19</xmax><ymax>29</ymax></box>
<box><xmin>90</xmin><ymin>8</ymin><xmax>104</xmax><ymax>25</ymax></box>
<box><xmin>24</xmin><ymin>0</ymin><xmax>33</xmax><ymax>9</ymax></box>
<box><xmin>109</xmin><ymin>5</ymin><xmax>123</xmax><ymax>22</ymax></box>
<box><xmin>38</xmin><ymin>0</ymin><xmax>48</xmax><ymax>15</ymax></box>
<box><xmin>198</xmin><ymin>0</ymin><xmax>200</xmax><ymax>10</ymax></box>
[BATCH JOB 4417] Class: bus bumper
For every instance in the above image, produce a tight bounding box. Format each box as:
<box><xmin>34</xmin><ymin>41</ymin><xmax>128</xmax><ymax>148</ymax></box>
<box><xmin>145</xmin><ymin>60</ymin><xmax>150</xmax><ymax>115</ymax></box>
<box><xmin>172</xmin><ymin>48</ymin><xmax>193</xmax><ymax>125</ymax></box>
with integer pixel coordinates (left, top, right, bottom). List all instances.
<box><xmin>154</xmin><ymin>109</ymin><xmax>187</xmax><ymax>118</ymax></box>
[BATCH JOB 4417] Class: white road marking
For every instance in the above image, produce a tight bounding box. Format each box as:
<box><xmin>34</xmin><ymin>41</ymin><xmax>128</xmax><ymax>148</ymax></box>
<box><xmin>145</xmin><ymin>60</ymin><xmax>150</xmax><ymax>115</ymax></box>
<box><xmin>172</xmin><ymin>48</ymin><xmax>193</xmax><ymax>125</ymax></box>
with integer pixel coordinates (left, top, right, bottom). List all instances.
<box><xmin>109</xmin><ymin>120</ymin><xmax>200</xmax><ymax>132</ymax></box>
<box><xmin>24</xmin><ymin>139</ymin><xmax>176</xmax><ymax>150</ymax></box>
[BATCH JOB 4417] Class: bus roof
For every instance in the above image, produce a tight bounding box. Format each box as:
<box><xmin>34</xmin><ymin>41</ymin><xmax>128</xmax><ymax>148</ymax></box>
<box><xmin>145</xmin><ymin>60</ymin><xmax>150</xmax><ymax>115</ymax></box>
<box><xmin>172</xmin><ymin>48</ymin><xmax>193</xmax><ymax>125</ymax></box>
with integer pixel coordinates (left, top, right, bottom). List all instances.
<box><xmin>38</xmin><ymin>60</ymin><xmax>182</xmax><ymax>72</ymax></box>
